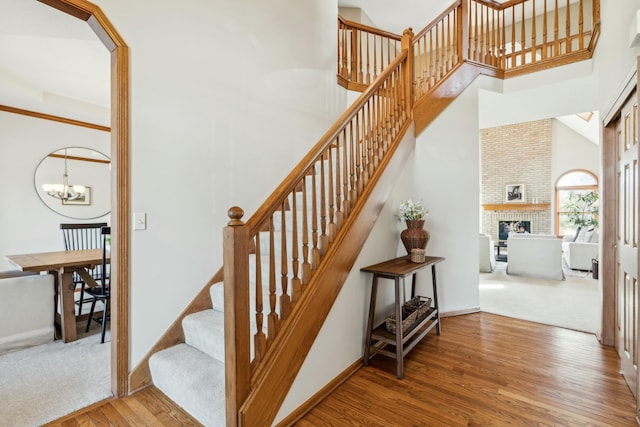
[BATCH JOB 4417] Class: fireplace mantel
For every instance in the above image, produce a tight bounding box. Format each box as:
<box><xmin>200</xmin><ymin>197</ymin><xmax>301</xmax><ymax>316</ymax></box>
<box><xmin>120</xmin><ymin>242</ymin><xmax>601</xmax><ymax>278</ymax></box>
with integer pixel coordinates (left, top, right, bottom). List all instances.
<box><xmin>482</xmin><ymin>203</ymin><xmax>550</xmax><ymax>211</ymax></box>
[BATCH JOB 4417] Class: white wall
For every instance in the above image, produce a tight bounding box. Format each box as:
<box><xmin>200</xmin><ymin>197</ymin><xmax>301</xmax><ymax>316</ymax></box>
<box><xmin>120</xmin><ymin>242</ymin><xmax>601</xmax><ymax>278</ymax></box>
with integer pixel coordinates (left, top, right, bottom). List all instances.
<box><xmin>88</xmin><ymin>0</ymin><xmax>348</xmax><ymax>364</ymax></box>
<box><xmin>552</xmin><ymin>119</ymin><xmax>600</xmax><ymax>185</ymax></box>
<box><xmin>0</xmin><ymin>112</ymin><xmax>110</xmax><ymax>271</ymax></box>
<box><xmin>597</xmin><ymin>1</ymin><xmax>640</xmax><ymax>113</ymax></box>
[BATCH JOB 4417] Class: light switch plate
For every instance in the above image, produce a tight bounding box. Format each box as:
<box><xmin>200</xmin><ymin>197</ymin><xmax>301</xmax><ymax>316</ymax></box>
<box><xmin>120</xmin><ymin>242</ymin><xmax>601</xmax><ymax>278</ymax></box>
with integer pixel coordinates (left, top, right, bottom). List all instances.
<box><xmin>134</xmin><ymin>212</ymin><xmax>146</xmax><ymax>230</ymax></box>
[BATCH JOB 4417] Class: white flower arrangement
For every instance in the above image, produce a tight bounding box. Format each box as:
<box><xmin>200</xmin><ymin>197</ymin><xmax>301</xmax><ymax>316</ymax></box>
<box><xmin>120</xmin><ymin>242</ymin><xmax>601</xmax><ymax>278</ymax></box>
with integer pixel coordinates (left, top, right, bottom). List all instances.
<box><xmin>398</xmin><ymin>199</ymin><xmax>429</xmax><ymax>221</ymax></box>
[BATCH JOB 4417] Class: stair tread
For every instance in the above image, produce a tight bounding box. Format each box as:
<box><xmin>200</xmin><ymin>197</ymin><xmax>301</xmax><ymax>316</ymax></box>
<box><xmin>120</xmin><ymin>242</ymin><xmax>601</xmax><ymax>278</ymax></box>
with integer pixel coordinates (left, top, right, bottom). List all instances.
<box><xmin>150</xmin><ymin>343</ymin><xmax>226</xmax><ymax>427</ymax></box>
<box><xmin>183</xmin><ymin>309</ymin><xmax>225</xmax><ymax>363</ymax></box>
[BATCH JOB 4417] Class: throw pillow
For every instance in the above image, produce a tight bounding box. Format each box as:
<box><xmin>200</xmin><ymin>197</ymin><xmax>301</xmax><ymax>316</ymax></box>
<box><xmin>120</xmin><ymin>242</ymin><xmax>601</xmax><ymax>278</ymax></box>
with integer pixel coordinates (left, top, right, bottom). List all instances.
<box><xmin>572</xmin><ymin>227</ymin><xmax>582</xmax><ymax>242</ymax></box>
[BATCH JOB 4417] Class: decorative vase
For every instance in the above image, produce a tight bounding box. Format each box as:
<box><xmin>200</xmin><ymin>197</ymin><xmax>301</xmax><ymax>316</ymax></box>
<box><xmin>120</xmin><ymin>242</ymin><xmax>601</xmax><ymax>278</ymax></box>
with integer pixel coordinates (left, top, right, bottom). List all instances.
<box><xmin>400</xmin><ymin>219</ymin><xmax>430</xmax><ymax>255</ymax></box>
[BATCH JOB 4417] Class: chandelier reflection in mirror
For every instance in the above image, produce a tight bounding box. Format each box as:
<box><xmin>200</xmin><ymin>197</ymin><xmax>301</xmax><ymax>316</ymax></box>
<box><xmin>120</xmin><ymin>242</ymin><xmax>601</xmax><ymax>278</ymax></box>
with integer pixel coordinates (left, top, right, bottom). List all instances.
<box><xmin>42</xmin><ymin>148</ymin><xmax>87</xmax><ymax>201</ymax></box>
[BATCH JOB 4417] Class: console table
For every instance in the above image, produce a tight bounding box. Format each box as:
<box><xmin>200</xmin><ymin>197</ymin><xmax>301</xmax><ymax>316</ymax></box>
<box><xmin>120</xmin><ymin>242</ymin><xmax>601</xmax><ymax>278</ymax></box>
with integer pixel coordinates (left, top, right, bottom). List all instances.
<box><xmin>361</xmin><ymin>255</ymin><xmax>444</xmax><ymax>378</ymax></box>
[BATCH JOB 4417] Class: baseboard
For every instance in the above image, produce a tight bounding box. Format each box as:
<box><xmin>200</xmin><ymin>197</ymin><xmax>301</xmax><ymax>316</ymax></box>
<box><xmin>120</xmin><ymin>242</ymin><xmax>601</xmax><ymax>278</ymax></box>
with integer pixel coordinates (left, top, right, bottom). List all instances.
<box><xmin>275</xmin><ymin>359</ymin><xmax>362</xmax><ymax>427</ymax></box>
<box><xmin>440</xmin><ymin>306</ymin><xmax>481</xmax><ymax>317</ymax></box>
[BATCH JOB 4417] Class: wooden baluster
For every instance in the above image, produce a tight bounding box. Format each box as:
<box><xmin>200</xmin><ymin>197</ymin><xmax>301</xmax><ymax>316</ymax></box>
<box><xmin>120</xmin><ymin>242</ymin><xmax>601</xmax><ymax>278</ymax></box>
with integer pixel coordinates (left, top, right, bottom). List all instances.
<box><xmin>422</xmin><ymin>36</ymin><xmax>428</xmax><ymax>94</ymax></box>
<box><xmin>327</xmin><ymin>146</ymin><xmax>336</xmax><ymax>243</ymax></box>
<box><xmin>479</xmin><ymin>4</ymin><xmax>485</xmax><ymax>64</ymax></box>
<box><xmin>565</xmin><ymin>0</ymin><xmax>571</xmax><ymax>53</ymax></box>
<box><xmin>447</xmin><ymin>13</ymin><xmax>453</xmax><ymax>69</ymax></box>
<box><xmin>310</xmin><ymin>166</ymin><xmax>320</xmax><ymax>271</ymax></box>
<box><xmin>267</xmin><ymin>216</ymin><xmax>278</xmax><ymax>342</ymax></box>
<box><xmin>253</xmin><ymin>232</ymin><xmax>266</xmax><ymax>363</ymax></box>
<box><xmin>366</xmin><ymin>30</ymin><xmax>371</xmax><ymax>84</ymax></box>
<box><xmin>429</xmin><ymin>30</ymin><xmax>434</xmax><ymax>88</ymax></box>
<box><xmin>350</xmin><ymin>26</ymin><xmax>357</xmax><ymax>81</ymax></box>
<box><xmin>341</xmin><ymin>127</ymin><xmax>351</xmax><ymax>215</ymax></box>
<box><xmin>473</xmin><ymin>1</ymin><xmax>479</xmax><ymax>61</ymax></box>
<box><xmin>520</xmin><ymin>3</ymin><xmax>526</xmax><ymax>65</ymax></box>
<box><xmin>511</xmin><ymin>6</ymin><xmax>516</xmax><ymax>68</ymax></box>
<box><xmin>355</xmin><ymin>112</ymin><xmax>364</xmax><ymax>199</ymax></box>
<box><xmin>290</xmin><ymin>190</ymin><xmax>301</xmax><ymax>304</ymax></box>
<box><xmin>500</xmin><ymin>9</ymin><xmax>506</xmax><ymax>69</ymax></box>
<box><xmin>440</xmin><ymin>21</ymin><xmax>446</xmax><ymax>77</ymax></box>
<box><xmin>365</xmin><ymin>99</ymin><xmax>374</xmax><ymax>182</ymax></box>
<box><xmin>319</xmin><ymin>153</ymin><xmax>329</xmax><ymax>256</ymax></box>
<box><xmin>542</xmin><ymin>0</ymin><xmax>548</xmax><ymax>59</ymax></box>
<box><xmin>357</xmin><ymin>30</ymin><xmax>364</xmax><ymax>84</ymax></box>
<box><xmin>373</xmin><ymin>36</ymin><xmax>378</xmax><ymax>82</ymax></box>
<box><xmin>554</xmin><ymin>0</ymin><xmax>559</xmax><ymax>56</ymax></box>
<box><xmin>531</xmin><ymin>0</ymin><xmax>537</xmax><ymax>63</ymax></box>
<box><xmin>223</xmin><ymin>207</ymin><xmax>250</xmax><ymax>425</ymax></box>
<box><xmin>301</xmin><ymin>174</ymin><xmax>311</xmax><ymax>287</ymax></box>
<box><xmin>334</xmin><ymin>134</ymin><xmax>344</xmax><ymax>229</ymax></box>
<box><xmin>279</xmin><ymin>201</ymin><xmax>291</xmax><ymax>320</ymax></box>
<box><xmin>578</xmin><ymin>0</ymin><xmax>584</xmax><ymax>50</ymax></box>
<box><xmin>338</xmin><ymin>22</ymin><xmax>344</xmax><ymax>78</ymax></box>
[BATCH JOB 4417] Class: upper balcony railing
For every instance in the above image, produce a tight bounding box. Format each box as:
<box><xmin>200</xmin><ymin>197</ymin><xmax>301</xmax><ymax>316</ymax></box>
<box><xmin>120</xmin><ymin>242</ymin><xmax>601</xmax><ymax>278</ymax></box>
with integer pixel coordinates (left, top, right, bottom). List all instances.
<box><xmin>339</xmin><ymin>0</ymin><xmax>600</xmax><ymax>97</ymax></box>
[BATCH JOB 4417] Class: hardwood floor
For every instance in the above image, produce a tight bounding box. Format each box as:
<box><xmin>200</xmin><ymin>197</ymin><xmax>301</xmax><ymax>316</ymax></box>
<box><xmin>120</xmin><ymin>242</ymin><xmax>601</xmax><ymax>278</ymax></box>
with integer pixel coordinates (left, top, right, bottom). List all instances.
<box><xmin>43</xmin><ymin>386</ymin><xmax>202</xmax><ymax>426</ymax></box>
<box><xmin>45</xmin><ymin>313</ymin><xmax>637</xmax><ymax>426</ymax></box>
<box><xmin>295</xmin><ymin>312</ymin><xmax>637</xmax><ymax>426</ymax></box>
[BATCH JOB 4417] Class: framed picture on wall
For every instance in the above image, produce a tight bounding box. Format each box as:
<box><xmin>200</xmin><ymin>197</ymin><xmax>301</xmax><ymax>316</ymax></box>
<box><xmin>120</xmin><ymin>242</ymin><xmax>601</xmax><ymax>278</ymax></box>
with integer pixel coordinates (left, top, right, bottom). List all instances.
<box><xmin>62</xmin><ymin>187</ymin><xmax>92</xmax><ymax>205</ymax></box>
<box><xmin>505</xmin><ymin>184</ymin><xmax>525</xmax><ymax>203</ymax></box>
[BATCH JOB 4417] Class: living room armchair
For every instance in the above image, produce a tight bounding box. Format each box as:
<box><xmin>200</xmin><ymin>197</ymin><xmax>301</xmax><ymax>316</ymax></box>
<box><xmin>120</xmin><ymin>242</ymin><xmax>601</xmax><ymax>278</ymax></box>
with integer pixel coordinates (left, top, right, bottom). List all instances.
<box><xmin>562</xmin><ymin>228</ymin><xmax>599</xmax><ymax>271</ymax></box>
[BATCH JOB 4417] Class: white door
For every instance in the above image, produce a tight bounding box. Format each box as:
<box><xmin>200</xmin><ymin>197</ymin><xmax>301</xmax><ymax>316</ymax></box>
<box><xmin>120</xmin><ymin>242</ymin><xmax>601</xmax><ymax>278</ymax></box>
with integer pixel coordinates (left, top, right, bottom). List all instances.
<box><xmin>615</xmin><ymin>90</ymin><xmax>639</xmax><ymax>396</ymax></box>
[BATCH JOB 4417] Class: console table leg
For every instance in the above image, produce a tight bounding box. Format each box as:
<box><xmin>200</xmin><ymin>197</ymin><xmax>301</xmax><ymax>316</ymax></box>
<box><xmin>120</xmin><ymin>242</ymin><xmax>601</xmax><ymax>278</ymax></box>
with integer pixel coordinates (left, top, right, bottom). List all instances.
<box><xmin>431</xmin><ymin>265</ymin><xmax>441</xmax><ymax>335</ymax></box>
<box><xmin>395</xmin><ymin>277</ymin><xmax>403</xmax><ymax>379</ymax></box>
<box><xmin>363</xmin><ymin>275</ymin><xmax>378</xmax><ymax>366</ymax></box>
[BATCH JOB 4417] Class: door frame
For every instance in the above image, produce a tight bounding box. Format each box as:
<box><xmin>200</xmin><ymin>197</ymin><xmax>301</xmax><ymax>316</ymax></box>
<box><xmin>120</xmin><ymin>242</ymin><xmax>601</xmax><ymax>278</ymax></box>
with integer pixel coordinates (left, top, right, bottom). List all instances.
<box><xmin>38</xmin><ymin>0</ymin><xmax>130</xmax><ymax>397</ymax></box>
<box><xmin>601</xmin><ymin>59</ymin><xmax>640</xmax><ymax>415</ymax></box>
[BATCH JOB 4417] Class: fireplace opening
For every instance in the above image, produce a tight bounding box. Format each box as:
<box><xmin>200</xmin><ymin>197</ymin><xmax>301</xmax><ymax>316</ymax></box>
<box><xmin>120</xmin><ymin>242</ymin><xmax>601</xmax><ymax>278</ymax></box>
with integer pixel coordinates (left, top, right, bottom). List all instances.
<box><xmin>498</xmin><ymin>220</ymin><xmax>531</xmax><ymax>241</ymax></box>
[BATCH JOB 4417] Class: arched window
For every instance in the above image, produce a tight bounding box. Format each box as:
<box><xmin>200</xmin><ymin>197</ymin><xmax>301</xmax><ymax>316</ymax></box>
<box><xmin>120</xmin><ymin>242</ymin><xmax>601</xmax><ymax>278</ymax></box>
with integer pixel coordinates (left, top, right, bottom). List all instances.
<box><xmin>555</xmin><ymin>170</ymin><xmax>599</xmax><ymax>237</ymax></box>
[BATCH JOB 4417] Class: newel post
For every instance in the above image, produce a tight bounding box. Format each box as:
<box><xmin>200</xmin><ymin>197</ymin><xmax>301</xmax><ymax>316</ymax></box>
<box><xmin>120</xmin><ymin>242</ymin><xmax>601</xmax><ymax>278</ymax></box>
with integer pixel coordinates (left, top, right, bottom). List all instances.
<box><xmin>223</xmin><ymin>206</ymin><xmax>251</xmax><ymax>427</ymax></box>
<box><xmin>401</xmin><ymin>28</ymin><xmax>414</xmax><ymax>115</ymax></box>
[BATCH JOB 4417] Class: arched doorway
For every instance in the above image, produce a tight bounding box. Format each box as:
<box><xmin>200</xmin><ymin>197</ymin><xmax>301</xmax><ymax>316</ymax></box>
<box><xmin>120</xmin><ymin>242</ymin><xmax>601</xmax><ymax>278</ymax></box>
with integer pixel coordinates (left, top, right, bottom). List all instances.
<box><xmin>39</xmin><ymin>0</ymin><xmax>130</xmax><ymax>397</ymax></box>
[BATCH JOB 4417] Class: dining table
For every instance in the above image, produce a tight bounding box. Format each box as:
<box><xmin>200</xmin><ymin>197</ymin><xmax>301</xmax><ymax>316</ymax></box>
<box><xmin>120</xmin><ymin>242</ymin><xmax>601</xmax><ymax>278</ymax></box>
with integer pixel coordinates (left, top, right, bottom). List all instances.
<box><xmin>6</xmin><ymin>248</ymin><xmax>109</xmax><ymax>343</ymax></box>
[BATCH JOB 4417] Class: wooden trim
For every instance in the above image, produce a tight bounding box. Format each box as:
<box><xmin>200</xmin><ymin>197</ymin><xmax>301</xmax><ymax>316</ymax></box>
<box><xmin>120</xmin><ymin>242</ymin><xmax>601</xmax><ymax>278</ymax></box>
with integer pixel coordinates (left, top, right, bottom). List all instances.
<box><xmin>0</xmin><ymin>105</ymin><xmax>110</xmax><ymax>132</ymax></box>
<box><xmin>440</xmin><ymin>307</ymin><xmax>481</xmax><ymax>317</ymax></box>
<box><xmin>38</xmin><ymin>0</ymin><xmax>130</xmax><ymax>398</ymax></box>
<box><xmin>337</xmin><ymin>16</ymin><xmax>402</xmax><ymax>41</ymax></box>
<box><xmin>48</xmin><ymin>153</ymin><xmax>111</xmax><ymax>164</ymax></box>
<box><xmin>275</xmin><ymin>359</ymin><xmax>362</xmax><ymax>427</ymax></box>
<box><xmin>482</xmin><ymin>203</ymin><xmax>550</xmax><ymax>211</ymax></box>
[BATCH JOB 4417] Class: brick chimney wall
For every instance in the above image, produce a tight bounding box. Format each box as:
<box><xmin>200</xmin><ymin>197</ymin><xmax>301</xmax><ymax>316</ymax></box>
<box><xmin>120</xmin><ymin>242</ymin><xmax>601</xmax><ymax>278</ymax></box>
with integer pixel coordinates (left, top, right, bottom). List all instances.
<box><xmin>480</xmin><ymin>119</ymin><xmax>553</xmax><ymax>241</ymax></box>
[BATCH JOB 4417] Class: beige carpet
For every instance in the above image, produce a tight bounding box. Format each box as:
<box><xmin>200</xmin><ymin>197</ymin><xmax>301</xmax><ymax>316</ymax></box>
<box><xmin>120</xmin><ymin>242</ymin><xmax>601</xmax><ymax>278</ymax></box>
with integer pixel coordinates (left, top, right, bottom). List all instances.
<box><xmin>479</xmin><ymin>262</ymin><xmax>599</xmax><ymax>334</ymax></box>
<box><xmin>0</xmin><ymin>323</ymin><xmax>111</xmax><ymax>427</ymax></box>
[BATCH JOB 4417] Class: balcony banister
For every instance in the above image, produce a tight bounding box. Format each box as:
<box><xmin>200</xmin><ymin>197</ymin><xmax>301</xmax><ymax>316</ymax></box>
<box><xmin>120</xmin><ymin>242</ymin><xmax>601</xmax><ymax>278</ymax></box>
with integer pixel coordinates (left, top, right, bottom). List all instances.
<box><xmin>338</xmin><ymin>15</ymin><xmax>402</xmax><ymax>41</ymax></box>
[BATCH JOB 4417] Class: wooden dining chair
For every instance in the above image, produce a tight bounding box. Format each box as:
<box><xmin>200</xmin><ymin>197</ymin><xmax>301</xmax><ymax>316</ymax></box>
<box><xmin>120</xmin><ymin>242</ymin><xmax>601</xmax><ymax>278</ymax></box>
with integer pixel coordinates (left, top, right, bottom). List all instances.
<box><xmin>60</xmin><ymin>222</ymin><xmax>108</xmax><ymax>315</ymax></box>
<box><xmin>85</xmin><ymin>226</ymin><xmax>110</xmax><ymax>343</ymax></box>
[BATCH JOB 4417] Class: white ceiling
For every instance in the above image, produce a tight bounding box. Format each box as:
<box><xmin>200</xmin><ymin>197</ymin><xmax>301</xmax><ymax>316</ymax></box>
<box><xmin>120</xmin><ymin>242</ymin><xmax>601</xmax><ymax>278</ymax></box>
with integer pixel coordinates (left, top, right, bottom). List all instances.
<box><xmin>0</xmin><ymin>0</ymin><xmax>110</xmax><ymax>125</ymax></box>
<box><xmin>0</xmin><ymin>0</ymin><xmax>596</xmax><ymax>142</ymax></box>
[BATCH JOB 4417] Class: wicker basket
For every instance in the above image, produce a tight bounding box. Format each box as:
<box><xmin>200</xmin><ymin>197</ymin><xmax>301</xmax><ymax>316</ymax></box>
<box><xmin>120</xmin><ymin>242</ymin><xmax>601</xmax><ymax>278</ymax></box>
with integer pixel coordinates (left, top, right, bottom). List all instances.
<box><xmin>410</xmin><ymin>248</ymin><xmax>426</xmax><ymax>263</ymax></box>
<box><xmin>385</xmin><ymin>296</ymin><xmax>432</xmax><ymax>334</ymax></box>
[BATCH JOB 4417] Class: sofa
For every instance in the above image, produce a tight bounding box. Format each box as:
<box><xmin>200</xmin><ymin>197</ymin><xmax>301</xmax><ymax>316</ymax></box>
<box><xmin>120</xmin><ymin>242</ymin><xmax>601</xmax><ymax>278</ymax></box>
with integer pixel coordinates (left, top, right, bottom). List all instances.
<box><xmin>479</xmin><ymin>233</ymin><xmax>496</xmax><ymax>272</ymax></box>
<box><xmin>0</xmin><ymin>270</ymin><xmax>54</xmax><ymax>355</ymax></box>
<box><xmin>506</xmin><ymin>234</ymin><xmax>565</xmax><ymax>280</ymax></box>
<box><xmin>562</xmin><ymin>228</ymin><xmax>599</xmax><ymax>271</ymax></box>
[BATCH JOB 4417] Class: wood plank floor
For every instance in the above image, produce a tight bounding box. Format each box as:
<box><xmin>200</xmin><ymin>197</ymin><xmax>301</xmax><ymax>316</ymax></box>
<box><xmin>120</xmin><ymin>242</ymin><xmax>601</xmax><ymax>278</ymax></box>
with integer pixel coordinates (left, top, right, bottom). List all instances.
<box><xmin>43</xmin><ymin>385</ymin><xmax>203</xmax><ymax>426</ymax></box>
<box><xmin>295</xmin><ymin>312</ymin><xmax>637</xmax><ymax>426</ymax></box>
<box><xmin>45</xmin><ymin>312</ymin><xmax>637</xmax><ymax>426</ymax></box>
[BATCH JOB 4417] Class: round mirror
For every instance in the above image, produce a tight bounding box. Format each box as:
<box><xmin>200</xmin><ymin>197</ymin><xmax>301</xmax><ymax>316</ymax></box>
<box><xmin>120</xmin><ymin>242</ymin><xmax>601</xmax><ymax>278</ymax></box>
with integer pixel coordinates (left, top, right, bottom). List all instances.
<box><xmin>34</xmin><ymin>147</ymin><xmax>110</xmax><ymax>220</ymax></box>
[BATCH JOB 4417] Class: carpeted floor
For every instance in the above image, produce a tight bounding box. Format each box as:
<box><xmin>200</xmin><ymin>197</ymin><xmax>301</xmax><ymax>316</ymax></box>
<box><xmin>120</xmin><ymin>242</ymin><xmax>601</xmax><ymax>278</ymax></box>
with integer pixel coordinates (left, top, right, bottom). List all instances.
<box><xmin>0</xmin><ymin>323</ymin><xmax>111</xmax><ymax>427</ymax></box>
<box><xmin>479</xmin><ymin>261</ymin><xmax>599</xmax><ymax>334</ymax></box>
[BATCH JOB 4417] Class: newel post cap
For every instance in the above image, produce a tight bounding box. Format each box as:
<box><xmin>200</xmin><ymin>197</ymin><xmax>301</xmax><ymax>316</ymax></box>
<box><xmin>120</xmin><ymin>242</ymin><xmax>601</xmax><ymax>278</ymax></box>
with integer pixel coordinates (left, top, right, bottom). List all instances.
<box><xmin>227</xmin><ymin>206</ymin><xmax>244</xmax><ymax>226</ymax></box>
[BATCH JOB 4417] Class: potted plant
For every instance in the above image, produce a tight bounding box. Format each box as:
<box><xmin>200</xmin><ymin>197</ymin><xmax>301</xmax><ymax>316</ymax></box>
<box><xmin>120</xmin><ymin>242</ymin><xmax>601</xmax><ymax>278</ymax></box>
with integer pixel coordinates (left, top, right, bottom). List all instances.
<box><xmin>566</xmin><ymin>190</ymin><xmax>599</xmax><ymax>232</ymax></box>
<box><xmin>398</xmin><ymin>199</ymin><xmax>430</xmax><ymax>255</ymax></box>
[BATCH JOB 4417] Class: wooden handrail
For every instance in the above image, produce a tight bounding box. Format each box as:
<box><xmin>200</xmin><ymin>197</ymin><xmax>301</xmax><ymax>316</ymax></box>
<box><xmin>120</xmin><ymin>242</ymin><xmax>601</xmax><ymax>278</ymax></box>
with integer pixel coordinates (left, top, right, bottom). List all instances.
<box><xmin>338</xmin><ymin>0</ymin><xmax>600</xmax><ymax>95</ymax></box>
<box><xmin>225</xmin><ymin>35</ymin><xmax>412</xmax><ymax>425</ymax></box>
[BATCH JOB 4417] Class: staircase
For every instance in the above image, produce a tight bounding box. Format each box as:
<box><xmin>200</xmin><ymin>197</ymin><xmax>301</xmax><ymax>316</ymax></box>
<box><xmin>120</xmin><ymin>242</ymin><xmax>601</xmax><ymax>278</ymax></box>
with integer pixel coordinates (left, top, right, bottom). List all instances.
<box><xmin>141</xmin><ymin>1</ymin><xmax>601</xmax><ymax>425</ymax></box>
